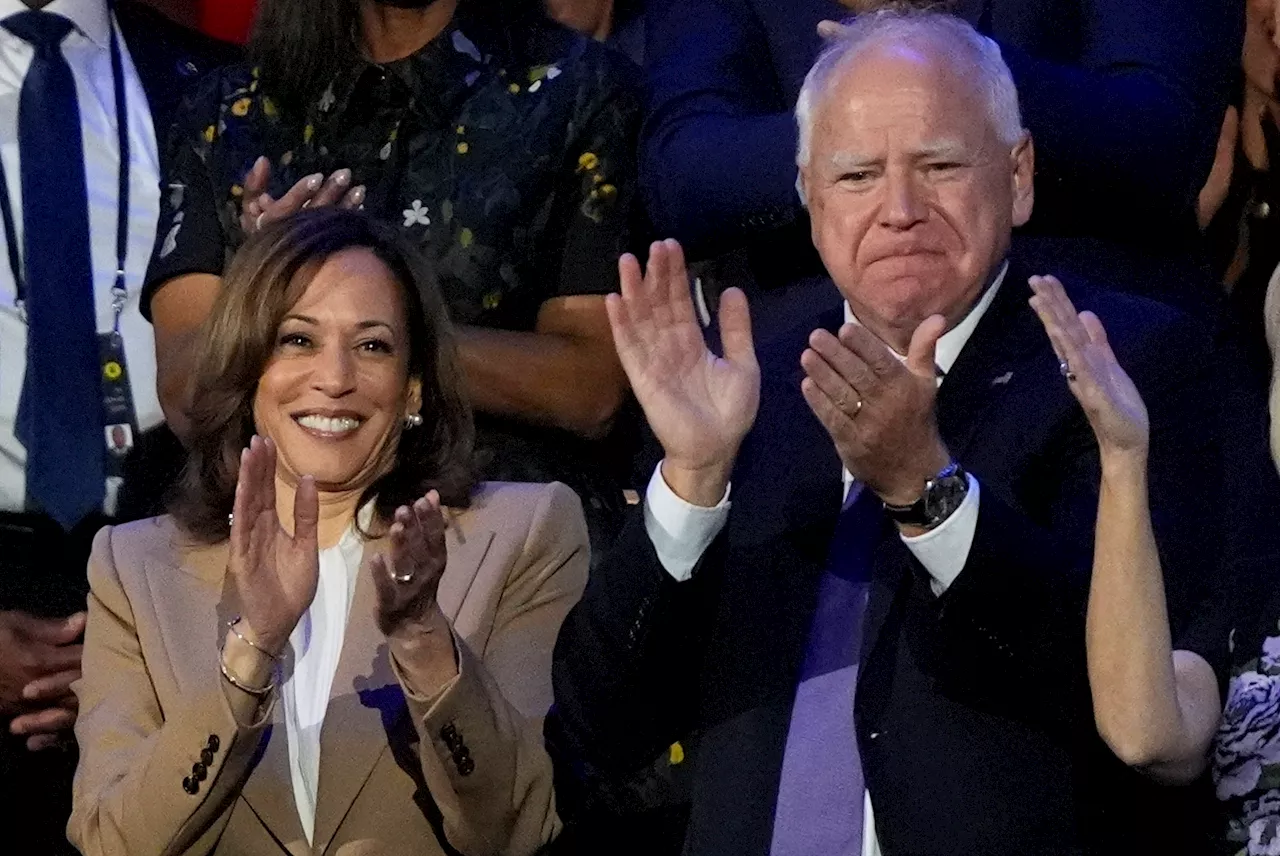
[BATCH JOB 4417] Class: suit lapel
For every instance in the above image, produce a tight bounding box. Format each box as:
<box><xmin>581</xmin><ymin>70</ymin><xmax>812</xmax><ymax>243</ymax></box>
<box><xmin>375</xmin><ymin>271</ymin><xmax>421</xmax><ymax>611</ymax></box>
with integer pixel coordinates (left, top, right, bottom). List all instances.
<box><xmin>936</xmin><ymin>260</ymin><xmax>1052</xmax><ymax>460</ymax></box>
<box><xmin>311</xmin><ymin>519</ymin><xmax>495</xmax><ymax>854</ymax></box>
<box><xmin>860</xmin><ymin>261</ymin><xmax>1050</xmax><ymax>676</ymax></box>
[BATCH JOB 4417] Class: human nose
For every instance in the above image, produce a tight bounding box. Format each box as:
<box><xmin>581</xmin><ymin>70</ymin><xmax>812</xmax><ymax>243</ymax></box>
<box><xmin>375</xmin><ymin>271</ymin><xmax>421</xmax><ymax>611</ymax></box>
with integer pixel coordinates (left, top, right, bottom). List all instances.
<box><xmin>879</xmin><ymin>167</ymin><xmax>928</xmax><ymax>230</ymax></box>
<box><xmin>310</xmin><ymin>342</ymin><xmax>356</xmax><ymax>396</ymax></box>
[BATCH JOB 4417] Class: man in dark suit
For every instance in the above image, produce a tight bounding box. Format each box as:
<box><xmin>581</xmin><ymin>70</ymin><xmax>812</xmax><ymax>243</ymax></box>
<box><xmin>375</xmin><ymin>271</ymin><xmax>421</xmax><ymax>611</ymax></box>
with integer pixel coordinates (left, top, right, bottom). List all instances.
<box><xmin>0</xmin><ymin>2</ymin><xmax>234</xmax><ymax>852</ymax></box>
<box><xmin>549</xmin><ymin>12</ymin><xmax>1264</xmax><ymax>855</ymax></box>
<box><xmin>639</xmin><ymin>0</ymin><xmax>1242</xmax><ymax>321</ymax></box>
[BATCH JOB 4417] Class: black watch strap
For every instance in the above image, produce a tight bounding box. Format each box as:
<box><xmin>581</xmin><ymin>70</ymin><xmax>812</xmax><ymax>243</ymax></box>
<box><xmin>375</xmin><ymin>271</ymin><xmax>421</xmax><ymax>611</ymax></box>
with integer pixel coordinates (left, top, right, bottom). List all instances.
<box><xmin>882</xmin><ymin>461</ymin><xmax>969</xmax><ymax>529</ymax></box>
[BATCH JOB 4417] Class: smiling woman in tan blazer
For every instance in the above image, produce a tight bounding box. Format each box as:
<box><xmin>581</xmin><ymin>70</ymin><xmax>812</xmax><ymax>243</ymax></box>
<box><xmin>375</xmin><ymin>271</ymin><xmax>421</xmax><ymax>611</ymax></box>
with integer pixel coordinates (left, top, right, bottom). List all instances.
<box><xmin>69</xmin><ymin>210</ymin><xmax>587</xmax><ymax>856</ymax></box>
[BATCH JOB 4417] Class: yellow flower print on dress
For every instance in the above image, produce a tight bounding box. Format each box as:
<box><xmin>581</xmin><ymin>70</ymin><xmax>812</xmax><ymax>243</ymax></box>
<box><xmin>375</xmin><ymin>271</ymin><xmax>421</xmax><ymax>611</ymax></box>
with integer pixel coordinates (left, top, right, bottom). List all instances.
<box><xmin>578</xmin><ymin>152</ymin><xmax>599</xmax><ymax>172</ymax></box>
<box><xmin>231</xmin><ymin>98</ymin><xmax>252</xmax><ymax>117</ymax></box>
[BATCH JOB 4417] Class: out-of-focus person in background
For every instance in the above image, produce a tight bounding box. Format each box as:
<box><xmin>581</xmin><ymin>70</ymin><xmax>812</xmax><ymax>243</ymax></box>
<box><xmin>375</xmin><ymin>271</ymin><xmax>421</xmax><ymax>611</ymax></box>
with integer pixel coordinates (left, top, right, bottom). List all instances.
<box><xmin>1200</xmin><ymin>0</ymin><xmax>1280</xmax><ymax>390</ymax></box>
<box><xmin>544</xmin><ymin>0</ymin><xmax>645</xmax><ymax>64</ymax></box>
<box><xmin>0</xmin><ymin>0</ymin><xmax>232</xmax><ymax>852</ymax></box>
<box><xmin>70</xmin><ymin>209</ymin><xmax>586</xmax><ymax>855</ymax></box>
<box><xmin>145</xmin><ymin>0</ymin><xmax>641</xmax><ymax>562</ymax></box>
<box><xmin>640</xmin><ymin>0</ymin><xmax>1243</xmax><ymax>340</ymax></box>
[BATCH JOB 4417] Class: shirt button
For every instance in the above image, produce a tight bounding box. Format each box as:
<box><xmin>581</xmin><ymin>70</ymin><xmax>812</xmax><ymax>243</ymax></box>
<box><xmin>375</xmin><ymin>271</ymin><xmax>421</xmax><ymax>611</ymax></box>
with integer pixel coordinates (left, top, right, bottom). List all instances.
<box><xmin>192</xmin><ymin>762</ymin><xmax>207</xmax><ymax>781</ymax></box>
<box><xmin>207</xmin><ymin>735</ymin><xmax>220</xmax><ymax>752</ymax></box>
<box><xmin>182</xmin><ymin>776</ymin><xmax>198</xmax><ymax>794</ymax></box>
<box><xmin>200</xmin><ymin>748</ymin><xmax>215</xmax><ymax>766</ymax></box>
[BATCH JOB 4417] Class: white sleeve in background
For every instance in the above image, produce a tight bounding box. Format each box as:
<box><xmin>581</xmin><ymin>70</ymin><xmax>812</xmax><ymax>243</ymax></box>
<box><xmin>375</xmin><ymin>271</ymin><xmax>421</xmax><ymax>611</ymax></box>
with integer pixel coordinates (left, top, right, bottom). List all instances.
<box><xmin>643</xmin><ymin>464</ymin><xmax>731</xmax><ymax>582</ymax></box>
<box><xmin>899</xmin><ymin>474</ymin><xmax>981</xmax><ymax>596</ymax></box>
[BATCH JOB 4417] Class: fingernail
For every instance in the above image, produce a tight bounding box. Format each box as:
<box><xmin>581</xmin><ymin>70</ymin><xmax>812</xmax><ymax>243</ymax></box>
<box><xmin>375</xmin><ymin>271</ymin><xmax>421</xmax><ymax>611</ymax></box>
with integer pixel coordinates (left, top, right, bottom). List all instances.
<box><xmin>334</xmin><ymin>170</ymin><xmax>351</xmax><ymax>186</ymax></box>
<box><xmin>255</xmin><ymin>155</ymin><xmax>268</xmax><ymax>170</ymax></box>
<box><xmin>350</xmin><ymin>186</ymin><xmax>366</xmax><ymax>204</ymax></box>
<box><xmin>307</xmin><ymin>174</ymin><xmax>323</xmax><ymax>190</ymax></box>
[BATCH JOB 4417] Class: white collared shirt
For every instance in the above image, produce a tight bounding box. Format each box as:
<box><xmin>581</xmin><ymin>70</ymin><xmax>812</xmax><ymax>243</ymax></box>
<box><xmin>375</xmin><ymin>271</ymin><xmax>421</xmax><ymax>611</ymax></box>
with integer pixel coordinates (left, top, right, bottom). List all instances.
<box><xmin>281</xmin><ymin>522</ymin><xmax>366</xmax><ymax>844</ymax></box>
<box><xmin>0</xmin><ymin>0</ymin><xmax>162</xmax><ymax>514</ymax></box>
<box><xmin>642</xmin><ymin>263</ymin><xmax>1007</xmax><ymax>856</ymax></box>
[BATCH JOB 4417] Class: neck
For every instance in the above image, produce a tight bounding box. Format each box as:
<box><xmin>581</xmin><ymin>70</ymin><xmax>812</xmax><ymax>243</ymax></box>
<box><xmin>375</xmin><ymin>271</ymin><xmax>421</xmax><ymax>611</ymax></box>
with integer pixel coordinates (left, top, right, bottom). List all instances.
<box><xmin>275</xmin><ymin>474</ymin><xmax>363</xmax><ymax>550</ymax></box>
<box><xmin>359</xmin><ymin>0</ymin><xmax>459</xmax><ymax>64</ymax></box>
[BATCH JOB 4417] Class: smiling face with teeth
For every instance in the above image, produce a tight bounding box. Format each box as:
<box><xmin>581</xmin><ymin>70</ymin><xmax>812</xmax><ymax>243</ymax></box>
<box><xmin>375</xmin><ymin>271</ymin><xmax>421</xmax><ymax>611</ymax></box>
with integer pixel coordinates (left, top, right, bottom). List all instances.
<box><xmin>253</xmin><ymin>247</ymin><xmax>423</xmax><ymax>495</ymax></box>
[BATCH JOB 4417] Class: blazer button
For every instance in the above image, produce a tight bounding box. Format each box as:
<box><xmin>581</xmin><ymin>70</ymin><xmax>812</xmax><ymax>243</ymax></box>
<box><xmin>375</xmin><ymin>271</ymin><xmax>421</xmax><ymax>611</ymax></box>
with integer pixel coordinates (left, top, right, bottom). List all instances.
<box><xmin>457</xmin><ymin>756</ymin><xmax>475</xmax><ymax>776</ymax></box>
<box><xmin>192</xmin><ymin>762</ymin><xmax>208</xmax><ymax>781</ymax></box>
<box><xmin>182</xmin><ymin>776</ymin><xmax>198</xmax><ymax>795</ymax></box>
<box><xmin>200</xmin><ymin>748</ymin><xmax>215</xmax><ymax>766</ymax></box>
<box><xmin>207</xmin><ymin>735</ymin><xmax>220</xmax><ymax>753</ymax></box>
<box><xmin>441</xmin><ymin>723</ymin><xmax>458</xmax><ymax>742</ymax></box>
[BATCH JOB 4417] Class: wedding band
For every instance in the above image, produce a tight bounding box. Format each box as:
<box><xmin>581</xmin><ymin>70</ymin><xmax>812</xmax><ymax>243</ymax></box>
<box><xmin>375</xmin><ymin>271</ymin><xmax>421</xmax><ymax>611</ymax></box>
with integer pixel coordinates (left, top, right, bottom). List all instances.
<box><xmin>1059</xmin><ymin>359</ymin><xmax>1077</xmax><ymax>382</ymax></box>
<box><xmin>852</xmin><ymin>398</ymin><xmax>864</xmax><ymax>416</ymax></box>
<box><xmin>392</xmin><ymin>571</ymin><xmax>415</xmax><ymax>584</ymax></box>
<box><xmin>254</xmin><ymin>211</ymin><xmax>266</xmax><ymax>232</ymax></box>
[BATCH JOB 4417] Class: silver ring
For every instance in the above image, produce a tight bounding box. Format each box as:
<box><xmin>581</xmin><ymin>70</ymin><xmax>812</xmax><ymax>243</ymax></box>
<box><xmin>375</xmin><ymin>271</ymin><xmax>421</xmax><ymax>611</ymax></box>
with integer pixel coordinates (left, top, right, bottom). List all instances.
<box><xmin>852</xmin><ymin>398</ymin><xmax>864</xmax><ymax>416</ymax></box>
<box><xmin>254</xmin><ymin>211</ymin><xmax>266</xmax><ymax>232</ymax></box>
<box><xmin>1059</xmin><ymin>359</ymin><xmax>1077</xmax><ymax>382</ymax></box>
<box><xmin>392</xmin><ymin>571</ymin><xmax>415</xmax><ymax>584</ymax></box>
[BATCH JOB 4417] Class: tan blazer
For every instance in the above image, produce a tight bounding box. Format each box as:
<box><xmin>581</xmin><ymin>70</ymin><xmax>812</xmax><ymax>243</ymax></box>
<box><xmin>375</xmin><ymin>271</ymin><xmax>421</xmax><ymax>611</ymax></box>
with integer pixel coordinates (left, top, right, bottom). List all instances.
<box><xmin>69</xmin><ymin>481</ymin><xmax>589</xmax><ymax>856</ymax></box>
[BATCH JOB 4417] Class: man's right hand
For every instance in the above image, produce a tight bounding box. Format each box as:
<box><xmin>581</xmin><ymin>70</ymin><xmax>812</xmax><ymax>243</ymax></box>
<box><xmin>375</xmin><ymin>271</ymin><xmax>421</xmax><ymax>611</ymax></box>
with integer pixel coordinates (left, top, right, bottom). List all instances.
<box><xmin>607</xmin><ymin>240</ymin><xmax>760</xmax><ymax>506</ymax></box>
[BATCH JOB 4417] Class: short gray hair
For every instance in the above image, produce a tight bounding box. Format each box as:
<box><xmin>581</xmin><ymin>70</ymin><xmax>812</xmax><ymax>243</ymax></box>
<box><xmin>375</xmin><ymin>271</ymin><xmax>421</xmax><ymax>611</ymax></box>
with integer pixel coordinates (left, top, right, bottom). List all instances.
<box><xmin>795</xmin><ymin>10</ymin><xmax>1024</xmax><ymax>174</ymax></box>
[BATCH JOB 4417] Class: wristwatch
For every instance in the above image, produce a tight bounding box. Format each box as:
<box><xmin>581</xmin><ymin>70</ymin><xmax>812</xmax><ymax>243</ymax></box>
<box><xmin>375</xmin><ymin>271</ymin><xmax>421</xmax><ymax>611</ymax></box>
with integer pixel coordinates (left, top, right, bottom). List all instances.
<box><xmin>882</xmin><ymin>461</ymin><xmax>970</xmax><ymax>530</ymax></box>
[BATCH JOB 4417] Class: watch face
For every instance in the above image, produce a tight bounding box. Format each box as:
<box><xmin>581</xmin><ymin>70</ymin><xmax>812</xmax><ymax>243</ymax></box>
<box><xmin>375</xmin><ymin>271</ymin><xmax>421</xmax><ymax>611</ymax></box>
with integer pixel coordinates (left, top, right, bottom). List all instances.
<box><xmin>924</xmin><ymin>472</ymin><xmax>968</xmax><ymax>523</ymax></box>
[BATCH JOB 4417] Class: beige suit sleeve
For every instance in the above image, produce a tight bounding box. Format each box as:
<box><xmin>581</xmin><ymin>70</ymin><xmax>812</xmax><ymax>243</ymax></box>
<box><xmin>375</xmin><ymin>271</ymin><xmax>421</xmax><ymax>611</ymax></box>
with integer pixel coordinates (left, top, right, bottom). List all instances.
<box><xmin>69</xmin><ymin>527</ymin><xmax>276</xmax><ymax>856</ymax></box>
<box><xmin>394</xmin><ymin>482</ymin><xmax>589</xmax><ymax>856</ymax></box>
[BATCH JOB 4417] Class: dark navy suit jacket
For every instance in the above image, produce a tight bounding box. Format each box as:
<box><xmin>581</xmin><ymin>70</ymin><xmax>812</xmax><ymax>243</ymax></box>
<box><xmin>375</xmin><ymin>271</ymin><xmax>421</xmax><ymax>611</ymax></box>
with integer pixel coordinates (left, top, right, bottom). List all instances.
<box><xmin>640</xmin><ymin>0</ymin><xmax>1242</xmax><ymax>264</ymax></box>
<box><xmin>549</xmin><ymin>256</ymin><xmax>1280</xmax><ymax>855</ymax></box>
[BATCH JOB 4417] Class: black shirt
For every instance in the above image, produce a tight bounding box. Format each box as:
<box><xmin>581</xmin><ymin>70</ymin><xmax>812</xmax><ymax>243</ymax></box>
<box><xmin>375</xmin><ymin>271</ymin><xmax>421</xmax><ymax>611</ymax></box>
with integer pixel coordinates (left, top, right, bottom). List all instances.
<box><xmin>144</xmin><ymin>4</ymin><xmax>641</xmax><ymax>525</ymax></box>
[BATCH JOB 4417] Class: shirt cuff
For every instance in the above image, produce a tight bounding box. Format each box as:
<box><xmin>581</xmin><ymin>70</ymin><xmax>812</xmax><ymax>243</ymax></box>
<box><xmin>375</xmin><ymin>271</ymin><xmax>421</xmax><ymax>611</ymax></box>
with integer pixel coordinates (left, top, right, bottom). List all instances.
<box><xmin>643</xmin><ymin>463</ymin><xmax>731</xmax><ymax>583</ymax></box>
<box><xmin>900</xmin><ymin>473</ymin><xmax>980</xmax><ymax>596</ymax></box>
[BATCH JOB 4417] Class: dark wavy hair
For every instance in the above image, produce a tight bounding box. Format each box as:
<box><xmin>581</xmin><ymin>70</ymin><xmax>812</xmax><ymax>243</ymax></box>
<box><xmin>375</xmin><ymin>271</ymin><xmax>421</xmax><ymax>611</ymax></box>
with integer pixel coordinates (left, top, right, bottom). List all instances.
<box><xmin>171</xmin><ymin>208</ymin><xmax>476</xmax><ymax>543</ymax></box>
<box><xmin>249</xmin><ymin>0</ymin><xmax>543</xmax><ymax>117</ymax></box>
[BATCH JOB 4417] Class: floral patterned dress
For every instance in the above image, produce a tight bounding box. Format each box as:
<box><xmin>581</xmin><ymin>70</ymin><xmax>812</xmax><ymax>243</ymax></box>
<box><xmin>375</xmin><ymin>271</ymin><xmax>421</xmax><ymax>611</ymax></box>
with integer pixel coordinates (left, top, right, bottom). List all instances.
<box><xmin>143</xmin><ymin>2</ymin><xmax>641</xmax><ymax>547</ymax></box>
<box><xmin>1216</xmin><ymin>630</ymin><xmax>1280</xmax><ymax>855</ymax></box>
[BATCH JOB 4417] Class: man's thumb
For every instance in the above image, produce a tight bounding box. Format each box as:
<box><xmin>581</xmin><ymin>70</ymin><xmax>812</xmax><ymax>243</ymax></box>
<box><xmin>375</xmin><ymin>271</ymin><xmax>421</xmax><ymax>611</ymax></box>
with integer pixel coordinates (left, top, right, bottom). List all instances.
<box><xmin>907</xmin><ymin>315</ymin><xmax>947</xmax><ymax>379</ymax></box>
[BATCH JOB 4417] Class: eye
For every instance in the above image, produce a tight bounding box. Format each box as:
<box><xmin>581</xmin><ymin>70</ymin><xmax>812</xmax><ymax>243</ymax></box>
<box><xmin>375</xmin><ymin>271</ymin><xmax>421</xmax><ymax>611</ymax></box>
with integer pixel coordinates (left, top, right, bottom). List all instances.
<box><xmin>838</xmin><ymin>170</ymin><xmax>874</xmax><ymax>183</ymax></box>
<box><xmin>278</xmin><ymin>332</ymin><xmax>312</xmax><ymax>349</ymax></box>
<box><xmin>357</xmin><ymin>337</ymin><xmax>395</xmax><ymax>355</ymax></box>
<box><xmin>925</xmin><ymin>161</ymin><xmax>963</xmax><ymax>174</ymax></box>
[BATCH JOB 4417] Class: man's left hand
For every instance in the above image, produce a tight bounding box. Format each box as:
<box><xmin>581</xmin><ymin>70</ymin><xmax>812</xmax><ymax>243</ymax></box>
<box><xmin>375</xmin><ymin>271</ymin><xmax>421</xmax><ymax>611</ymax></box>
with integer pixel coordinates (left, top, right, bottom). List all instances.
<box><xmin>801</xmin><ymin>315</ymin><xmax>951</xmax><ymax>506</ymax></box>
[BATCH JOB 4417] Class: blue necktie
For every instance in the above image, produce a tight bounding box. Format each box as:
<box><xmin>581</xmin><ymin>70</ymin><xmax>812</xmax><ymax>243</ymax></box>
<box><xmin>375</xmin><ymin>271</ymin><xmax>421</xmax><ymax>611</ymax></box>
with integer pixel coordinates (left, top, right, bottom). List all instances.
<box><xmin>6</xmin><ymin>11</ymin><xmax>103</xmax><ymax>530</ymax></box>
<box><xmin>771</xmin><ymin>485</ymin><xmax>882</xmax><ymax>855</ymax></box>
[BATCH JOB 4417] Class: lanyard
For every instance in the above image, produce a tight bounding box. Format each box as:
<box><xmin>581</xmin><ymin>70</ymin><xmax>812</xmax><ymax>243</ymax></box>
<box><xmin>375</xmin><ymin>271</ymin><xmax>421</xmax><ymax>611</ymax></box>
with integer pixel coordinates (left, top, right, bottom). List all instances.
<box><xmin>0</xmin><ymin>6</ymin><xmax>131</xmax><ymax>332</ymax></box>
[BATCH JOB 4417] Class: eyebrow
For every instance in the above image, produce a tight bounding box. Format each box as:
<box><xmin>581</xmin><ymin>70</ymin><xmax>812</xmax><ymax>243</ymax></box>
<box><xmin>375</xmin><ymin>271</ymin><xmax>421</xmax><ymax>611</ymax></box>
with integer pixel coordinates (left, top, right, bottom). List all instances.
<box><xmin>282</xmin><ymin>313</ymin><xmax>397</xmax><ymax>333</ymax></box>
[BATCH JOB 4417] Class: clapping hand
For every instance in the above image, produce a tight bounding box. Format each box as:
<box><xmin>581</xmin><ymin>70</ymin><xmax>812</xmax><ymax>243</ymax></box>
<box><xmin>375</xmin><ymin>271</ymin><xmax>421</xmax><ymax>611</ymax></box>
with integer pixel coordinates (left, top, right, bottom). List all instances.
<box><xmin>371</xmin><ymin>492</ymin><xmax>448</xmax><ymax>639</ymax></box>
<box><xmin>608</xmin><ymin>240</ymin><xmax>760</xmax><ymax>506</ymax></box>
<box><xmin>239</xmin><ymin>156</ymin><xmax>365</xmax><ymax>237</ymax></box>
<box><xmin>800</xmin><ymin>317</ymin><xmax>950</xmax><ymax>507</ymax></box>
<box><xmin>227</xmin><ymin>436</ymin><xmax>320</xmax><ymax>657</ymax></box>
<box><xmin>1028</xmin><ymin>276</ymin><xmax>1149</xmax><ymax>458</ymax></box>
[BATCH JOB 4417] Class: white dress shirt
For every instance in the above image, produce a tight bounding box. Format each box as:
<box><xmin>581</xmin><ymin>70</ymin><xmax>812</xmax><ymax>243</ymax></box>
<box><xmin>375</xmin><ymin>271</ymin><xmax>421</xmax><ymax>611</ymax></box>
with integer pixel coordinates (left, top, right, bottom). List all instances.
<box><xmin>0</xmin><ymin>0</ymin><xmax>162</xmax><ymax>515</ymax></box>
<box><xmin>643</xmin><ymin>263</ymin><xmax>1007</xmax><ymax>856</ymax></box>
<box><xmin>281</xmin><ymin>523</ymin><xmax>366</xmax><ymax>844</ymax></box>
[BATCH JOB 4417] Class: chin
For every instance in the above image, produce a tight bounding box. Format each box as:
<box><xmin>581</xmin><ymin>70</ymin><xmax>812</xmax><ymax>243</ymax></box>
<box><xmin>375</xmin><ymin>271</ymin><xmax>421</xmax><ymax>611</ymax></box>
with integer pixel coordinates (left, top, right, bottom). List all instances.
<box><xmin>276</xmin><ymin>435</ymin><xmax>384</xmax><ymax>492</ymax></box>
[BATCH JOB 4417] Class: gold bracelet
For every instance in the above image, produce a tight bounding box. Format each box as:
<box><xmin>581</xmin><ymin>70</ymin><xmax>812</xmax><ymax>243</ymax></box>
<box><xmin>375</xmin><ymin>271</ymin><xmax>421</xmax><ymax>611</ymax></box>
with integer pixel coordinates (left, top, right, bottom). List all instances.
<box><xmin>218</xmin><ymin>651</ymin><xmax>276</xmax><ymax>697</ymax></box>
<box><xmin>226</xmin><ymin>616</ymin><xmax>281</xmax><ymax>662</ymax></box>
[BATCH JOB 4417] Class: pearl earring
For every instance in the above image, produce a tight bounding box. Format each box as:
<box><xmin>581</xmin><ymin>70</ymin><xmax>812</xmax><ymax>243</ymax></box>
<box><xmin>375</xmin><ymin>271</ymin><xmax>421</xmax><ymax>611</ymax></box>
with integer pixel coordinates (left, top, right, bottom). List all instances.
<box><xmin>405</xmin><ymin>413</ymin><xmax>424</xmax><ymax>429</ymax></box>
